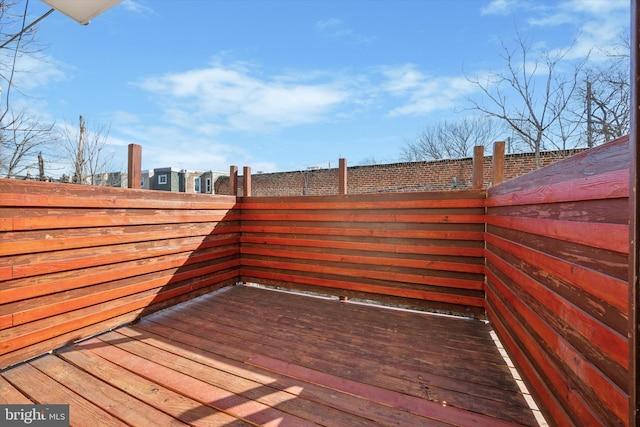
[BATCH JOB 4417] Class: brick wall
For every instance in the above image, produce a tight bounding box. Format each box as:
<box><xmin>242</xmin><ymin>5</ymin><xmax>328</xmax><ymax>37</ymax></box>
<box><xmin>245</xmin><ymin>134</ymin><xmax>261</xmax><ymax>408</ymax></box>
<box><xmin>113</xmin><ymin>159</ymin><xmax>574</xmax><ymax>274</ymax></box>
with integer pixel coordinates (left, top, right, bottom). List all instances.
<box><xmin>216</xmin><ymin>148</ymin><xmax>587</xmax><ymax>196</ymax></box>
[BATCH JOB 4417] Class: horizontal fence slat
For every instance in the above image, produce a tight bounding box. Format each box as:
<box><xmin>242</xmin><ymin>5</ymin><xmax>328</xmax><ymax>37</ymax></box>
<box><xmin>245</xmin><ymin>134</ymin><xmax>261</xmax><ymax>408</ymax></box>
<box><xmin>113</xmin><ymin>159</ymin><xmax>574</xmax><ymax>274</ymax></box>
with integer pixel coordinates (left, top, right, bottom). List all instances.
<box><xmin>486</xmin><ymin>215</ymin><xmax>628</xmax><ymax>254</ymax></box>
<box><xmin>485</xmin><ymin>137</ymin><xmax>630</xmax><ymax>427</ymax></box>
<box><xmin>485</xmin><ymin>233</ymin><xmax>627</xmax><ymax>313</ymax></box>
<box><xmin>0</xmin><ymin>179</ymin><xmax>237</xmax><ymax>209</ymax></box>
<box><xmin>241</xmin><ymin>246</ymin><xmax>484</xmax><ymax>274</ymax></box>
<box><xmin>486</xmin><ymin>168</ymin><xmax>628</xmax><ymax>207</ymax></box>
<box><xmin>240</xmin><ymin>235</ymin><xmax>485</xmax><ymax>257</ymax></box>
<box><xmin>0</xmin><ymin>223</ymin><xmax>241</xmax><ymax>257</ymax></box>
<box><xmin>240</xmin><ymin>270</ymin><xmax>485</xmax><ymax>308</ymax></box>
<box><xmin>241</xmin><ymin>225</ymin><xmax>484</xmax><ymax>241</ymax></box>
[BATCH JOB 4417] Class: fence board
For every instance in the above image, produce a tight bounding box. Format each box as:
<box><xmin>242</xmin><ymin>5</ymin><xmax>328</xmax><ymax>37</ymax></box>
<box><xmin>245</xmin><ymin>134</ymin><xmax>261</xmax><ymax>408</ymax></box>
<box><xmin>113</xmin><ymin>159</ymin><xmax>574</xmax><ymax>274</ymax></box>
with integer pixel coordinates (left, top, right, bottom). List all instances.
<box><xmin>485</xmin><ymin>135</ymin><xmax>630</xmax><ymax>427</ymax></box>
<box><xmin>240</xmin><ymin>190</ymin><xmax>486</xmax><ymax>315</ymax></box>
<box><xmin>0</xmin><ymin>179</ymin><xmax>240</xmax><ymax>369</ymax></box>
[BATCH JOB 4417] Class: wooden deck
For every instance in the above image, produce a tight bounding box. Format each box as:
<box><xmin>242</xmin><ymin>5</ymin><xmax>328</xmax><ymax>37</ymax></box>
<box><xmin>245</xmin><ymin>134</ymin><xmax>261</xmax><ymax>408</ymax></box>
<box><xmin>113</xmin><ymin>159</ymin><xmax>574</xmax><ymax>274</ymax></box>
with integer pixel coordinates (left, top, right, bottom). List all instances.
<box><xmin>0</xmin><ymin>285</ymin><xmax>541</xmax><ymax>426</ymax></box>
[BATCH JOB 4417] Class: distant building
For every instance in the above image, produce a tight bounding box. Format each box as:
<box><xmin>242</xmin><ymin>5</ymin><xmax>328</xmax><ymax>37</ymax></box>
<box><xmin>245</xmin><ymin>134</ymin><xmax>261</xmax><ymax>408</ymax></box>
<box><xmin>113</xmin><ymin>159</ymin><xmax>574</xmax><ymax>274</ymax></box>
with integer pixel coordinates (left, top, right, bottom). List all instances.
<box><xmin>89</xmin><ymin>171</ymin><xmax>127</xmax><ymax>188</ymax></box>
<box><xmin>141</xmin><ymin>168</ymin><xmax>227</xmax><ymax>194</ymax></box>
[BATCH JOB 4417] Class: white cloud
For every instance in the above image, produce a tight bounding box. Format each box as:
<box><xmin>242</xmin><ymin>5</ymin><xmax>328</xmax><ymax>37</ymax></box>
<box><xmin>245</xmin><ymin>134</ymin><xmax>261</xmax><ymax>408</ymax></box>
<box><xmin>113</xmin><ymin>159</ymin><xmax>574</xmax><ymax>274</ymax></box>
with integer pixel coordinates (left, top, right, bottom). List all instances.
<box><xmin>120</xmin><ymin>0</ymin><xmax>154</xmax><ymax>15</ymax></box>
<box><xmin>315</xmin><ymin>17</ymin><xmax>375</xmax><ymax>45</ymax></box>
<box><xmin>9</xmin><ymin>53</ymin><xmax>68</xmax><ymax>91</ymax></box>
<box><xmin>379</xmin><ymin>64</ymin><xmax>477</xmax><ymax>117</ymax></box>
<box><xmin>315</xmin><ymin>18</ymin><xmax>342</xmax><ymax>31</ymax></box>
<box><xmin>532</xmin><ymin>0</ymin><xmax>629</xmax><ymax>61</ymax></box>
<box><xmin>564</xmin><ymin>0</ymin><xmax>627</xmax><ymax>15</ymax></box>
<box><xmin>480</xmin><ymin>0</ymin><xmax>520</xmax><ymax>16</ymax></box>
<box><xmin>138</xmin><ymin>62</ymin><xmax>351</xmax><ymax>134</ymax></box>
<box><xmin>482</xmin><ymin>1</ymin><xmax>628</xmax><ymax>64</ymax></box>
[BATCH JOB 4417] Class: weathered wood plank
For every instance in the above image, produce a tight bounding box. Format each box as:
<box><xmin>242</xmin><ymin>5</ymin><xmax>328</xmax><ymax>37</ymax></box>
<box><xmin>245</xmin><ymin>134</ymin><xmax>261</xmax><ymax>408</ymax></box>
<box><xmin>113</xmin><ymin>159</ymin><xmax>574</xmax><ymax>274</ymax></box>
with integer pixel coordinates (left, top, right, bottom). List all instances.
<box><xmin>242</xmin><ymin>212</ymin><xmax>486</xmax><ymax>223</ymax></box>
<box><xmin>241</xmin><ymin>235</ymin><xmax>485</xmax><ymax>257</ymax></box>
<box><xmin>120</xmin><ymin>324</ymin><xmax>450</xmax><ymax>427</ymax></box>
<box><xmin>485</xmin><ymin>300</ymin><xmax>575</xmax><ymax>426</ymax></box>
<box><xmin>0</xmin><ymin>272</ymin><xmax>235</xmax><ymax>361</ymax></box>
<box><xmin>487</xmin><ymin>223</ymin><xmax>628</xmax><ymax>283</ymax></box>
<box><xmin>485</xmin><ymin>136</ymin><xmax>630</xmax><ymax>426</ymax></box>
<box><xmin>238</xmin><ymin>189</ymin><xmax>486</xmax><ymax>207</ymax></box>
<box><xmin>0</xmin><ymin>285</ymin><xmax>535</xmax><ymax>426</ymax></box>
<box><xmin>247</xmin><ymin>353</ymin><xmax>520</xmax><ymax>427</ymax></box>
<box><xmin>240</xmin><ymin>224</ymin><xmax>484</xmax><ymax>240</ymax></box>
<box><xmin>30</xmin><ymin>355</ymin><xmax>188</xmax><ymax>426</ymax></box>
<box><xmin>486</xmin><ymin>288</ymin><xmax>615</xmax><ymax>426</ymax></box>
<box><xmin>0</xmin><ymin>375</ymin><xmax>32</xmax><ymax>404</ymax></box>
<box><xmin>0</xmin><ymin>178</ymin><xmax>237</xmax><ymax>209</ymax></box>
<box><xmin>0</xmin><ymin>253</ymin><xmax>240</xmax><ymax>304</ymax></box>
<box><xmin>240</xmin><ymin>270</ymin><xmax>485</xmax><ymax>307</ymax></box>
<box><xmin>241</xmin><ymin>246</ymin><xmax>484</xmax><ymax>274</ymax></box>
<box><xmin>241</xmin><ymin>258</ymin><xmax>484</xmax><ymax>290</ymax></box>
<box><xmin>486</xmin><ymin>250</ymin><xmax>627</xmax><ymax>378</ymax></box>
<box><xmin>486</xmin><ymin>168</ymin><xmax>628</xmax><ymax>207</ymax></box>
<box><xmin>1</xmin><ymin>362</ymin><xmax>128</xmax><ymax>426</ymax></box>
<box><xmin>58</xmin><ymin>348</ymin><xmax>251</xmax><ymax>427</ymax></box>
<box><xmin>487</xmin><ymin>135</ymin><xmax>629</xmax><ymax>200</ymax></box>
<box><xmin>0</xmin><ymin>222</ymin><xmax>240</xmax><ymax>257</ymax></box>
<box><xmin>6</xmin><ymin>208</ymin><xmax>237</xmax><ymax>231</ymax></box>
<box><xmin>486</xmin><ymin>215</ymin><xmax>628</xmax><ymax>254</ymax></box>
<box><xmin>106</xmin><ymin>329</ymin><xmax>391</xmax><ymax>427</ymax></box>
<box><xmin>5</xmin><ymin>238</ymin><xmax>239</xmax><ymax>279</ymax></box>
<box><xmin>2</xmin><ymin>266</ymin><xmax>239</xmax><ymax>326</ymax></box>
<box><xmin>133</xmin><ymin>286</ymin><xmax>536</xmax><ymax>425</ymax></box>
<box><xmin>79</xmin><ymin>336</ymin><xmax>319</xmax><ymax>427</ymax></box>
<box><xmin>486</xmin><ymin>233</ymin><xmax>627</xmax><ymax>312</ymax></box>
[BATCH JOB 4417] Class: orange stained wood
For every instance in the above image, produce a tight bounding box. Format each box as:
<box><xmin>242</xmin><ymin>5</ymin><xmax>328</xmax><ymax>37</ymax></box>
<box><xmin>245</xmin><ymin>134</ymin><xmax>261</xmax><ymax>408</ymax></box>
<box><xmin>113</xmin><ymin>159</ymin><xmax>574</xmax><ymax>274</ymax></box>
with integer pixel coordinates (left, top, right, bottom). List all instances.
<box><xmin>0</xmin><ymin>285</ymin><xmax>540</xmax><ymax>427</ymax></box>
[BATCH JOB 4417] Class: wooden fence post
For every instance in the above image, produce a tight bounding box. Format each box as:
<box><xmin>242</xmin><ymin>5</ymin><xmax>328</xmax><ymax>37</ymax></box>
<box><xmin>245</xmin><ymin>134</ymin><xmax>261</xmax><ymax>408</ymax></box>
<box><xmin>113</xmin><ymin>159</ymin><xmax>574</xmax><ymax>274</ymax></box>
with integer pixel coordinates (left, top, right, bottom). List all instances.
<box><xmin>230</xmin><ymin>166</ymin><xmax>238</xmax><ymax>196</ymax></box>
<box><xmin>492</xmin><ymin>141</ymin><xmax>506</xmax><ymax>186</ymax></box>
<box><xmin>127</xmin><ymin>144</ymin><xmax>142</xmax><ymax>189</ymax></box>
<box><xmin>339</xmin><ymin>158</ymin><xmax>347</xmax><ymax>195</ymax></box>
<box><xmin>629</xmin><ymin>2</ymin><xmax>640</xmax><ymax>424</ymax></box>
<box><xmin>472</xmin><ymin>146</ymin><xmax>484</xmax><ymax>189</ymax></box>
<box><xmin>243</xmin><ymin>166</ymin><xmax>252</xmax><ymax>197</ymax></box>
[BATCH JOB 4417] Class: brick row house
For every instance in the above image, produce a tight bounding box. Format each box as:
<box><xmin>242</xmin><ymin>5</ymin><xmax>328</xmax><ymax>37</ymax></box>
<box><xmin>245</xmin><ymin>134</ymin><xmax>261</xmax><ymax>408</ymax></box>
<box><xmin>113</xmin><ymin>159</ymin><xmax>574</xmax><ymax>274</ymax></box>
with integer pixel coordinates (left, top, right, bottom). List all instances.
<box><xmin>142</xmin><ymin>168</ymin><xmax>227</xmax><ymax>194</ymax></box>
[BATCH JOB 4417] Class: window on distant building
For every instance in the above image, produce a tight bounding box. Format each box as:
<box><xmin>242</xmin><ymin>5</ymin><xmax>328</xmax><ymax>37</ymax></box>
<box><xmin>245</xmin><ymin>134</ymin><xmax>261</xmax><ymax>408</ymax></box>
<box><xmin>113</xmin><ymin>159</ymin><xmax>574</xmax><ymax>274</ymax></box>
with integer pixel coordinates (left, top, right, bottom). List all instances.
<box><xmin>158</xmin><ymin>174</ymin><xmax>167</xmax><ymax>185</ymax></box>
<box><xmin>206</xmin><ymin>177</ymin><xmax>212</xmax><ymax>193</ymax></box>
<box><xmin>194</xmin><ymin>177</ymin><xmax>201</xmax><ymax>193</ymax></box>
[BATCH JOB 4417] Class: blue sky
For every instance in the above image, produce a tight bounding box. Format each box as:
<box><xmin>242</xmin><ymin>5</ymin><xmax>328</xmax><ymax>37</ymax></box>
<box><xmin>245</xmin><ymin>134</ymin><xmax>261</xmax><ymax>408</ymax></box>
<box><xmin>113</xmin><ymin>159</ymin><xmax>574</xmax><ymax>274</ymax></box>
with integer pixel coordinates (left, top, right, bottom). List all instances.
<box><xmin>14</xmin><ymin>0</ymin><xmax>631</xmax><ymax>175</ymax></box>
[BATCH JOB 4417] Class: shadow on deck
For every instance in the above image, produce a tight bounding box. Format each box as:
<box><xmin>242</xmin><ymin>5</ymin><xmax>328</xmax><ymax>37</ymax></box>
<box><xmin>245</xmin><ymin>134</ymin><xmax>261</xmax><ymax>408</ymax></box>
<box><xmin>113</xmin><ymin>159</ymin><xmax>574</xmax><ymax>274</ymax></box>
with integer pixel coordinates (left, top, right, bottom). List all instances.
<box><xmin>1</xmin><ymin>285</ymin><xmax>542</xmax><ymax>426</ymax></box>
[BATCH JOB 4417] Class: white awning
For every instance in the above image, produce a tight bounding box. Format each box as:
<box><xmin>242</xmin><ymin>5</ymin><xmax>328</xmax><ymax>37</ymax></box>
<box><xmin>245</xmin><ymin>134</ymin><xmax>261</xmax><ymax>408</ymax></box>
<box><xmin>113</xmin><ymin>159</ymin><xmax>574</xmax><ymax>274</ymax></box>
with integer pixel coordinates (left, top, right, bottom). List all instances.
<box><xmin>40</xmin><ymin>0</ymin><xmax>123</xmax><ymax>25</ymax></box>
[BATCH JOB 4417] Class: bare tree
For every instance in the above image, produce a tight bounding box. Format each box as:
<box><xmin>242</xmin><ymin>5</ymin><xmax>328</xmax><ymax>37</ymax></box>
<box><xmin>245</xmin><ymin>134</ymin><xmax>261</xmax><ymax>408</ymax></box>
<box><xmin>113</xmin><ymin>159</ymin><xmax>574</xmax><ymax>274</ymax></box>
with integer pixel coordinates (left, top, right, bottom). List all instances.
<box><xmin>0</xmin><ymin>110</ymin><xmax>55</xmax><ymax>177</ymax></box>
<box><xmin>466</xmin><ymin>32</ymin><xmax>586</xmax><ymax>167</ymax></box>
<box><xmin>579</xmin><ymin>35</ymin><xmax>630</xmax><ymax>146</ymax></box>
<box><xmin>400</xmin><ymin>116</ymin><xmax>502</xmax><ymax>161</ymax></box>
<box><xmin>63</xmin><ymin>115</ymin><xmax>115</xmax><ymax>185</ymax></box>
<box><xmin>0</xmin><ymin>0</ymin><xmax>56</xmax><ymax>178</ymax></box>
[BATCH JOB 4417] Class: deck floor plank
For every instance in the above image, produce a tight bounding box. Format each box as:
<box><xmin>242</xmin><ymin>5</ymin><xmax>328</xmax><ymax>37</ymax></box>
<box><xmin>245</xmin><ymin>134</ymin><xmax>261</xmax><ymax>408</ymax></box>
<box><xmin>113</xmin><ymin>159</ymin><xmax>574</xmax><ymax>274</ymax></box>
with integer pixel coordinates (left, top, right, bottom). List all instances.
<box><xmin>28</xmin><ymin>355</ymin><xmax>189</xmax><ymax>427</ymax></box>
<box><xmin>58</xmin><ymin>347</ymin><xmax>251</xmax><ymax>427</ymax></box>
<box><xmin>126</xmin><ymin>322</ymin><xmax>456</xmax><ymax>427</ymax></box>
<box><xmin>189</xmin><ymin>292</ymin><xmax>514</xmax><ymax>377</ymax></box>
<box><xmin>0</xmin><ymin>285</ymin><xmax>540</xmax><ymax>426</ymax></box>
<box><xmin>155</xmin><ymin>290</ymin><xmax>533</xmax><ymax>424</ymax></box>
<box><xmin>2</xmin><ymin>360</ymin><xmax>128</xmax><ymax>426</ymax></box>
<box><xmin>0</xmin><ymin>375</ymin><xmax>32</xmax><ymax>404</ymax></box>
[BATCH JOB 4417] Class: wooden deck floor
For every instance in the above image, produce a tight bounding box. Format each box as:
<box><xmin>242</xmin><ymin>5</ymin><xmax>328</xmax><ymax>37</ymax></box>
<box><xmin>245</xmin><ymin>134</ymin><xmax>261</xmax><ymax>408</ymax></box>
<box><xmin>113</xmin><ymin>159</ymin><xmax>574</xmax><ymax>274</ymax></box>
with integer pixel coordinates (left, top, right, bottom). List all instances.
<box><xmin>0</xmin><ymin>285</ymin><xmax>541</xmax><ymax>426</ymax></box>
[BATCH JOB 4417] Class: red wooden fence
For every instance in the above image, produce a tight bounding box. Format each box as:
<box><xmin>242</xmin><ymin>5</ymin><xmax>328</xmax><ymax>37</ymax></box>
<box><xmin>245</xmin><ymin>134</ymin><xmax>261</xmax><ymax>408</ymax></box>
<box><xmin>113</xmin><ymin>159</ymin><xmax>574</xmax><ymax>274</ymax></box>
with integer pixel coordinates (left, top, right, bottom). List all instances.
<box><xmin>0</xmin><ymin>180</ymin><xmax>239</xmax><ymax>368</ymax></box>
<box><xmin>0</xmin><ymin>137</ymin><xmax>634</xmax><ymax>426</ymax></box>
<box><xmin>238</xmin><ymin>190</ymin><xmax>487</xmax><ymax>317</ymax></box>
<box><xmin>485</xmin><ymin>135</ymin><xmax>630</xmax><ymax>426</ymax></box>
